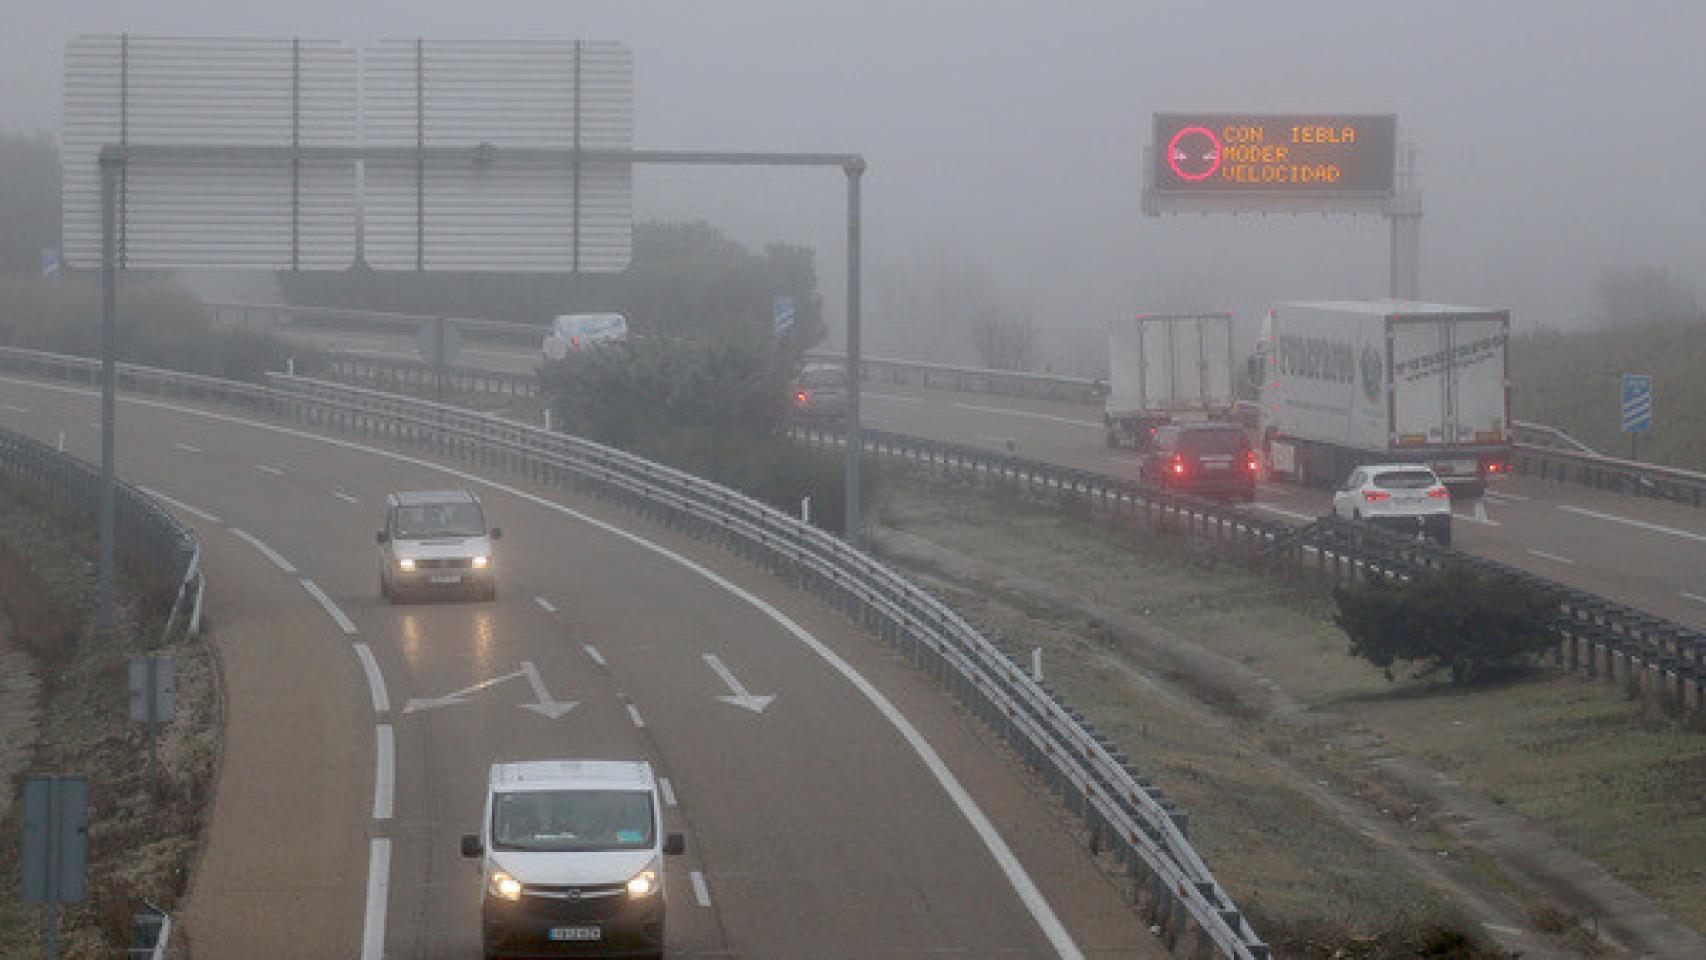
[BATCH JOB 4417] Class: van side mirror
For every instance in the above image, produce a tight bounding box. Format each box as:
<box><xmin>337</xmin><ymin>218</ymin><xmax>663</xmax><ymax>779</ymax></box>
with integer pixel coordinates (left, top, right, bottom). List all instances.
<box><xmin>663</xmin><ymin>833</ymin><xmax>686</xmax><ymax>856</ymax></box>
<box><xmin>376</xmin><ymin>531</ymin><xmax>389</xmax><ymax>544</ymax></box>
<box><xmin>489</xmin><ymin>527</ymin><xmax>503</xmax><ymax>540</ymax></box>
<box><xmin>461</xmin><ymin>835</ymin><xmax>482</xmax><ymax>858</ymax></box>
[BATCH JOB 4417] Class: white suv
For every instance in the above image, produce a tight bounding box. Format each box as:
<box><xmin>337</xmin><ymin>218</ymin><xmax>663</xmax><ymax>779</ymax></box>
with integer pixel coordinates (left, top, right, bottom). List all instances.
<box><xmin>377</xmin><ymin>490</ymin><xmax>501</xmax><ymax>602</ymax></box>
<box><xmin>1331</xmin><ymin>464</ymin><xmax>1453</xmax><ymax>546</ymax></box>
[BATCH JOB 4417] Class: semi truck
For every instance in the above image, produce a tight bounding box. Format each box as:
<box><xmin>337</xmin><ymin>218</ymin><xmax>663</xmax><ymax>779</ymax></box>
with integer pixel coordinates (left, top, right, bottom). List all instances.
<box><xmin>1249</xmin><ymin>300</ymin><xmax>1512</xmax><ymax>497</ymax></box>
<box><xmin>1103</xmin><ymin>313</ymin><xmax>1237</xmax><ymax>449</ymax></box>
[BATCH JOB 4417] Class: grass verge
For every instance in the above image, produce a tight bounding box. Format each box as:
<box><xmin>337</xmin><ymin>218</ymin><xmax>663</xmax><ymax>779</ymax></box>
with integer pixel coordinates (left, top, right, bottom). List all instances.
<box><xmin>0</xmin><ymin>478</ymin><xmax>221</xmax><ymax>959</ymax></box>
<box><xmin>877</xmin><ymin>468</ymin><xmax>1704</xmax><ymax>954</ymax></box>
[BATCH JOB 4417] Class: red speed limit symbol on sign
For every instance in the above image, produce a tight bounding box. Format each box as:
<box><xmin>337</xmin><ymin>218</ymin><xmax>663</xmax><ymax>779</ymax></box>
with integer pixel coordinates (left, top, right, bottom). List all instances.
<box><xmin>1166</xmin><ymin>126</ymin><xmax>1222</xmax><ymax>181</ymax></box>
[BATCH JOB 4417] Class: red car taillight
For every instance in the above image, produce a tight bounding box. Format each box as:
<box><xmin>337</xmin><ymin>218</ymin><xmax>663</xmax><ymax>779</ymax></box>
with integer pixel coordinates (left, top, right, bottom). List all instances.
<box><xmin>796</xmin><ymin>391</ymin><xmax>809</xmax><ymax>404</ymax></box>
<box><xmin>1427</xmin><ymin>486</ymin><xmax>1450</xmax><ymax>499</ymax></box>
<box><xmin>1362</xmin><ymin>490</ymin><xmax>1391</xmax><ymax>502</ymax></box>
<box><xmin>1171</xmin><ymin>455</ymin><xmax>1187</xmax><ymax>476</ymax></box>
<box><xmin>1245</xmin><ymin>452</ymin><xmax>1260</xmax><ymax>473</ymax></box>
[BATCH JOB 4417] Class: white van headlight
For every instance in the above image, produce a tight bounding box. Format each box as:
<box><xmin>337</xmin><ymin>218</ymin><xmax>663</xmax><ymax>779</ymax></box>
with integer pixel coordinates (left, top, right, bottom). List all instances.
<box><xmin>397</xmin><ymin>558</ymin><xmax>416</xmax><ymax>572</ymax></box>
<box><xmin>627</xmin><ymin>858</ymin><xmax>661</xmax><ymax>897</ymax></box>
<box><xmin>472</xmin><ymin>555</ymin><xmax>489</xmax><ymax>569</ymax></box>
<box><xmin>488</xmin><ymin>871</ymin><xmax>523</xmax><ymax>901</ymax></box>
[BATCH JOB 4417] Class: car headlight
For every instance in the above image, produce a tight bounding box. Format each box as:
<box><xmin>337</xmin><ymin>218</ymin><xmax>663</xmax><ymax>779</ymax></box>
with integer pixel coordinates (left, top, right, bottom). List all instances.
<box><xmin>472</xmin><ymin>555</ymin><xmax>489</xmax><ymax>569</ymax></box>
<box><xmin>488</xmin><ymin>871</ymin><xmax>522</xmax><ymax>901</ymax></box>
<box><xmin>627</xmin><ymin>858</ymin><xmax>661</xmax><ymax>897</ymax></box>
<box><xmin>397</xmin><ymin>558</ymin><xmax>416</xmax><ymax>572</ymax></box>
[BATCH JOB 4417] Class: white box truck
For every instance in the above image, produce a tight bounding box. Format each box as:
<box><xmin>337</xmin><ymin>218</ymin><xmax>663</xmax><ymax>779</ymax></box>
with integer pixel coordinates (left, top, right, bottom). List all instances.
<box><xmin>1103</xmin><ymin>313</ymin><xmax>1237</xmax><ymax>448</ymax></box>
<box><xmin>1251</xmin><ymin>300</ymin><xmax>1512</xmax><ymax>497</ymax></box>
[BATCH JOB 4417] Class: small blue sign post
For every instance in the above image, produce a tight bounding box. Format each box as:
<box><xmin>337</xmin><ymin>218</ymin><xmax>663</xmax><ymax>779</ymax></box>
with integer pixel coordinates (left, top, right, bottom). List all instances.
<box><xmin>1621</xmin><ymin>373</ymin><xmax>1653</xmax><ymax>460</ymax></box>
<box><xmin>772</xmin><ymin>295</ymin><xmax>795</xmax><ymax>337</ymax></box>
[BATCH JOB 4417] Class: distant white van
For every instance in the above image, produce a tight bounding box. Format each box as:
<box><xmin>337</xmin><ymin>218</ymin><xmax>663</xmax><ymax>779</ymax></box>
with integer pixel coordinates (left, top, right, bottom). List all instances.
<box><xmin>461</xmin><ymin>760</ymin><xmax>685</xmax><ymax>958</ymax></box>
<box><xmin>543</xmin><ymin>313</ymin><xmax>629</xmax><ymax>362</ymax></box>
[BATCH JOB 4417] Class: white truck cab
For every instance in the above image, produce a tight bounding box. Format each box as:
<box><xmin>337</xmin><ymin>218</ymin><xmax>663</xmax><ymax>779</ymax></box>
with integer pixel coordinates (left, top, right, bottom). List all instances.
<box><xmin>461</xmin><ymin>760</ymin><xmax>685</xmax><ymax>959</ymax></box>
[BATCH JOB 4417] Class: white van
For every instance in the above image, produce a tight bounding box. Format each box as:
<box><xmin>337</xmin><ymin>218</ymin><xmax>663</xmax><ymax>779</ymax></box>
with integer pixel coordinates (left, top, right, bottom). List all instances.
<box><xmin>461</xmin><ymin>760</ymin><xmax>685</xmax><ymax>959</ymax></box>
<box><xmin>543</xmin><ymin>314</ymin><xmax>629</xmax><ymax>362</ymax></box>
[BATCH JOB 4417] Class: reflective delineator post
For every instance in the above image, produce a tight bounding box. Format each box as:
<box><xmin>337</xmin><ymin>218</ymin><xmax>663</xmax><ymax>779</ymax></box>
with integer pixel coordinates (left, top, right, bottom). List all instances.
<box><xmin>843</xmin><ymin>158</ymin><xmax>865</xmax><ymax>543</ymax></box>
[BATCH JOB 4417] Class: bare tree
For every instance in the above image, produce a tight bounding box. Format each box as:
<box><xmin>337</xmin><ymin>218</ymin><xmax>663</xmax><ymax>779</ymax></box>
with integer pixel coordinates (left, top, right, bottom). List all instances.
<box><xmin>968</xmin><ymin>304</ymin><xmax>1038</xmax><ymax>371</ymax></box>
<box><xmin>1596</xmin><ymin>264</ymin><xmax>1702</xmax><ymax>328</ymax></box>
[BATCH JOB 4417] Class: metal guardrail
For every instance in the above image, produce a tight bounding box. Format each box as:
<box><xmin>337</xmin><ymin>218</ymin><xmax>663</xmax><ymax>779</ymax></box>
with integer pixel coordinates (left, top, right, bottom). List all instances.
<box><xmin>203</xmin><ymin>299</ymin><xmax>543</xmax><ymax>344</ymax></box>
<box><xmin>786</xmin><ymin>423</ymin><xmax>1706</xmax><ymax>717</ymax></box>
<box><xmin>805</xmin><ymin>349</ymin><xmax>1104</xmax><ymax>404</ymax></box>
<box><xmin>322</xmin><ymin>353</ymin><xmax>540</xmax><ymax>400</ymax></box>
<box><xmin>0</xmin><ymin>345</ymin><xmax>1270</xmax><ymax>960</ymax></box>
<box><xmin>127</xmin><ymin>900</ymin><xmax>172</xmax><ymax>959</ymax></box>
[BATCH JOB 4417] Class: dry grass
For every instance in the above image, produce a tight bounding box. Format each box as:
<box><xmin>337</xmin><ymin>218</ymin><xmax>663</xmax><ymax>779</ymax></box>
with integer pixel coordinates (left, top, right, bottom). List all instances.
<box><xmin>0</xmin><ymin>480</ymin><xmax>221</xmax><ymax>958</ymax></box>
<box><xmin>879</xmin><ymin>473</ymin><xmax>1706</xmax><ymax>947</ymax></box>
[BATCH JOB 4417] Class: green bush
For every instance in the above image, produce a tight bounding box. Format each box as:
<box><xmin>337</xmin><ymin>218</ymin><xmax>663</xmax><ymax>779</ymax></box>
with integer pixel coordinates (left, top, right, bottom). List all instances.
<box><xmin>0</xmin><ymin>278</ymin><xmax>319</xmax><ymax>381</ymax></box>
<box><xmin>1334</xmin><ymin>566</ymin><xmax>1558</xmax><ymax>683</ymax></box>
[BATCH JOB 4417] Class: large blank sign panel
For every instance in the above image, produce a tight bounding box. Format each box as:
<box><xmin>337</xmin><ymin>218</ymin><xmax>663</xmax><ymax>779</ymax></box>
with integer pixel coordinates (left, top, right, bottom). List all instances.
<box><xmin>63</xmin><ymin>36</ymin><xmax>358</xmax><ymax>269</ymax></box>
<box><xmin>363</xmin><ymin>39</ymin><xmax>634</xmax><ymax>272</ymax></box>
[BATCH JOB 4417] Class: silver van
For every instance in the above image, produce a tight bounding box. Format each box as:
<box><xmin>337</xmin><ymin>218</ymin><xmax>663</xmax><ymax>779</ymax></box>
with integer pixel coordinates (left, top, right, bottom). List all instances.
<box><xmin>376</xmin><ymin>490</ymin><xmax>501</xmax><ymax>602</ymax></box>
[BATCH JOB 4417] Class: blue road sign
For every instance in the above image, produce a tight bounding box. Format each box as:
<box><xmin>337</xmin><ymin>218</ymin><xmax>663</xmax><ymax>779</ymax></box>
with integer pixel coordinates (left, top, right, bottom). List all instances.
<box><xmin>41</xmin><ymin>247</ymin><xmax>61</xmax><ymax>278</ymax></box>
<box><xmin>773</xmin><ymin>295</ymin><xmax>795</xmax><ymax>336</ymax></box>
<box><xmin>1621</xmin><ymin>374</ymin><xmax>1653</xmax><ymax>433</ymax></box>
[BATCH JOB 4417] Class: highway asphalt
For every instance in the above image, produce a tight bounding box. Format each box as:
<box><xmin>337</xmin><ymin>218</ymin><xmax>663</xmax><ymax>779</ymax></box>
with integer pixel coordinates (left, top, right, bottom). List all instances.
<box><xmin>267</xmin><ymin>323</ymin><xmax>1706</xmax><ymax>633</ymax></box>
<box><xmin>0</xmin><ymin>374</ymin><xmax>1163</xmax><ymax>959</ymax></box>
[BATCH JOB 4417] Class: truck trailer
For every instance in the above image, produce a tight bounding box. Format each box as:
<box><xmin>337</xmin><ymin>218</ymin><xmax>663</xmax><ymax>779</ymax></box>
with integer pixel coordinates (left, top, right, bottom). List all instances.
<box><xmin>1103</xmin><ymin>313</ymin><xmax>1236</xmax><ymax>449</ymax></box>
<box><xmin>1251</xmin><ymin>300</ymin><xmax>1511</xmax><ymax>497</ymax></box>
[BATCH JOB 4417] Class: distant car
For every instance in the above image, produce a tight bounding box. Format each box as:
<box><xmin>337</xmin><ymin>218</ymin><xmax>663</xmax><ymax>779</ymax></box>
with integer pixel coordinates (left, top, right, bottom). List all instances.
<box><xmin>790</xmin><ymin>364</ymin><xmax>849</xmax><ymax>420</ymax></box>
<box><xmin>543</xmin><ymin>313</ymin><xmax>629</xmax><ymax>363</ymax></box>
<box><xmin>1331</xmin><ymin>464</ymin><xmax>1453</xmax><ymax>546</ymax></box>
<box><xmin>377</xmin><ymin>490</ymin><xmax>501</xmax><ymax>602</ymax></box>
<box><xmin>1138</xmin><ymin>422</ymin><xmax>1259</xmax><ymax>501</ymax></box>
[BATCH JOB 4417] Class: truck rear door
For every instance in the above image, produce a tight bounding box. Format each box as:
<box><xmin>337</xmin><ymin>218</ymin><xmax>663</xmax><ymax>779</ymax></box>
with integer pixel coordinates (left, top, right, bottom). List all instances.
<box><xmin>1389</xmin><ymin>314</ymin><xmax>1507</xmax><ymax>449</ymax></box>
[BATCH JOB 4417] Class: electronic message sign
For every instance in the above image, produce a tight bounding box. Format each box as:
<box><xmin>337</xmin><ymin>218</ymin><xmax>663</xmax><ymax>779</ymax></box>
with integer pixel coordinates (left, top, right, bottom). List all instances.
<box><xmin>1151</xmin><ymin>114</ymin><xmax>1396</xmax><ymax>197</ymax></box>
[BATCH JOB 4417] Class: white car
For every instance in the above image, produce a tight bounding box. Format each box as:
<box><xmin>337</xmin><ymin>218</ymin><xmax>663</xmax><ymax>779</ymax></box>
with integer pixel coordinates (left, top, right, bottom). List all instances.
<box><xmin>461</xmin><ymin>760</ymin><xmax>685</xmax><ymax>959</ymax></box>
<box><xmin>543</xmin><ymin>313</ymin><xmax>629</xmax><ymax>362</ymax></box>
<box><xmin>1331</xmin><ymin>464</ymin><xmax>1453</xmax><ymax>546</ymax></box>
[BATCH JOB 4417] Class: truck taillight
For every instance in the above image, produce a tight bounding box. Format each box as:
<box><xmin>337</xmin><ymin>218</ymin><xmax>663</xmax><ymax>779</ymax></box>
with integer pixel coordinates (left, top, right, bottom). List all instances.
<box><xmin>1362</xmin><ymin>490</ymin><xmax>1391</xmax><ymax>502</ymax></box>
<box><xmin>1486</xmin><ymin>461</ymin><xmax>1503</xmax><ymax>474</ymax></box>
<box><xmin>1427</xmin><ymin>486</ymin><xmax>1450</xmax><ymax>499</ymax></box>
<box><xmin>1245</xmin><ymin>452</ymin><xmax>1260</xmax><ymax>472</ymax></box>
<box><xmin>1171</xmin><ymin>455</ymin><xmax>1186</xmax><ymax>476</ymax></box>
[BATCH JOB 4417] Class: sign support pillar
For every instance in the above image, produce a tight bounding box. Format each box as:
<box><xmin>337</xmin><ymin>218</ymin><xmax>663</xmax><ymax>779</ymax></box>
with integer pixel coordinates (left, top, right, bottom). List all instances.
<box><xmin>843</xmin><ymin>158</ymin><xmax>865</xmax><ymax>543</ymax></box>
<box><xmin>99</xmin><ymin>155</ymin><xmax>119</xmax><ymax>640</ymax></box>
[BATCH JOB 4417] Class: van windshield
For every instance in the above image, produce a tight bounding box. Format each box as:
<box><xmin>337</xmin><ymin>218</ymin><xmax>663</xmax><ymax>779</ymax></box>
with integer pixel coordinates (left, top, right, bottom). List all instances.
<box><xmin>392</xmin><ymin>503</ymin><xmax>486</xmax><ymax>539</ymax></box>
<box><xmin>492</xmin><ymin>790</ymin><xmax>655</xmax><ymax>852</ymax></box>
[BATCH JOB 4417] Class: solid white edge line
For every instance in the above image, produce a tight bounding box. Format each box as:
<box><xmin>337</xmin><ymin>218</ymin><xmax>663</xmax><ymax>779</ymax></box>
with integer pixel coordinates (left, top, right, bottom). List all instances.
<box><xmin>137</xmin><ymin>485</ymin><xmax>222</xmax><ymax>524</ymax></box>
<box><xmin>1254</xmin><ymin>503</ymin><xmax>1318</xmax><ymax>523</ymax></box>
<box><xmin>362</xmin><ymin>838</ymin><xmax>391</xmax><ymax>960</ymax></box>
<box><xmin>1559</xmin><ymin>504</ymin><xmax>1706</xmax><ymax>544</ymax></box>
<box><xmin>301</xmin><ymin>578</ymin><xmax>359</xmax><ymax>635</ymax></box>
<box><xmin>1525</xmin><ymin>549</ymin><xmax>1576</xmax><ymax>565</ymax></box>
<box><xmin>373</xmin><ymin>724</ymin><xmax>395</xmax><ymax>820</ymax></box>
<box><xmin>689</xmin><ymin>870</ymin><xmax>711</xmax><ymax>907</ymax></box>
<box><xmin>1</xmin><ymin>373</ymin><xmax>1087</xmax><ymax>960</ymax></box>
<box><xmin>354</xmin><ymin>643</ymin><xmax>391</xmax><ymax>713</ymax></box>
<box><xmin>534</xmin><ymin>596</ymin><xmax>558</xmax><ymax>613</ymax></box>
<box><xmin>658</xmin><ymin>776</ymin><xmax>677</xmax><ymax>807</ymax></box>
<box><xmin>229</xmin><ymin>528</ymin><xmax>298</xmax><ymax>573</ymax></box>
<box><xmin>626</xmin><ymin>704</ymin><xmax>646</xmax><ymax>728</ymax></box>
<box><xmin>950</xmin><ymin>400</ymin><xmax>1102</xmax><ymax>429</ymax></box>
<box><xmin>583</xmin><ymin>645</ymin><xmax>607</xmax><ymax>667</ymax></box>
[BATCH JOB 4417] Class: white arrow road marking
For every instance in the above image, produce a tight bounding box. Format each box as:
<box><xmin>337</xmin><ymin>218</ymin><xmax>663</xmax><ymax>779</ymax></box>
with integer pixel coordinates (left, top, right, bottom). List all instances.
<box><xmin>689</xmin><ymin>870</ymin><xmax>711</xmax><ymax>907</ymax></box>
<box><xmin>583</xmin><ymin>645</ymin><xmax>607</xmax><ymax>667</ymax></box>
<box><xmin>333</xmin><ymin>490</ymin><xmax>360</xmax><ymax>504</ymax></box>
<box><xmin>534</xmin><ymin>596</ymin><xmax>557</xmax><ymax>613</ymax></box>
<box><xmin>403</xmin><ymin>668</ymin><xmax>526</xmax><ymax>713</ymax></box>
<box><xmin>703</xmin><ymin>653</ymin><xmax>775</xmax><ymax>714</ymax></box>
<box><xmin>171</xmin><ymin>441</ymin><xmax>201</xmax><ymax>453</ymax></box>
<box><xmin>518</xmin><ymin>660</ymin><xmax>577</xmax><ymax>719</ymax></box>
<box><xmin>255</xmin><ymin>463</ymin><xmax>285</xmax><ymax>476</ymax></box>
<box><xmin>1682</xmin><ymin>592</ymin><xmax>1706</xmax><ymax>606</ymax></box>
<box><xmin>658</xmin><ymin>777</ymin><xmax>677</xmax><ymax>807</ymax></box>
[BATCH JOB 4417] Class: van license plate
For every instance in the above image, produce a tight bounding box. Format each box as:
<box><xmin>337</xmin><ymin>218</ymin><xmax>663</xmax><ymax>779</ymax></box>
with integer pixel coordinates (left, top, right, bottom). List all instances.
<box><xmin>429</xmin><ymin>574</ymin><xmax>461</xmax><ymax>584</ymax></box>
<box><xmin>549</xmin><ymin>927</ymin><xmax>601</xmax><ymax>942</ymax></box>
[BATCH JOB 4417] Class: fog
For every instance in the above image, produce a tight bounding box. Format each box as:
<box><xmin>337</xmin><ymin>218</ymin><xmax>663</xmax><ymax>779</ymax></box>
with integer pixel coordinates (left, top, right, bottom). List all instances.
<box><xmin>4</xmin><ymin>1</ymin><xmax>1703</xmax><ymax>367</ymax></box>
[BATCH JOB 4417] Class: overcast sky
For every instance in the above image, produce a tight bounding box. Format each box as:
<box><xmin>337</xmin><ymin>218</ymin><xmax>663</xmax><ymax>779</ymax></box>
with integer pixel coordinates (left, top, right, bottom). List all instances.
<box><xmin>5</xmin><ymin>1</ymin><xmax>1704</xmax><ymax>364</ymax></box>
